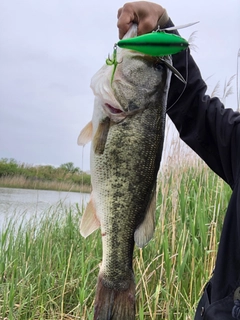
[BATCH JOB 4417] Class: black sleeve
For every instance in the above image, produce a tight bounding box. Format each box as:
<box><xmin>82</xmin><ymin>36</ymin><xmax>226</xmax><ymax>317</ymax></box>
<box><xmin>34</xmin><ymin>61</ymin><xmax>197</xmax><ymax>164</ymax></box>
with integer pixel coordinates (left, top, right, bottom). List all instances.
<box><xmin>165</xmin><ymin>20</ymin><xmax>240</xmax><ymax>188</ymax></box>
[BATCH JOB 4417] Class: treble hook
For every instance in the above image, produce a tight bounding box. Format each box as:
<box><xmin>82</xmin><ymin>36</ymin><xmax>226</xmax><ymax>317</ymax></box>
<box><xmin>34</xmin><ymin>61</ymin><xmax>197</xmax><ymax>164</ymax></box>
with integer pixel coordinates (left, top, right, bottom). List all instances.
<box><xmin>106</xmin><ymin>44</ymin><xmax>122</xmax><ymax>84</ymax></box>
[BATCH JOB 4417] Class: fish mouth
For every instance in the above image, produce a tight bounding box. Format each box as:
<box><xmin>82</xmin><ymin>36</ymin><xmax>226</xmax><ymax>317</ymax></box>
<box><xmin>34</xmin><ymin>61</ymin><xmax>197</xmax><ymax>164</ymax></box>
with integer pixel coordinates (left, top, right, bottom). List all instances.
<box><xmin>103</xmin><ymin>103</ymin><xmax>127</xmax><ymax>122</ymax></box>
<box><xmin>104</xmin><ymin>103</ymin><xmax>123</xmax><ymax>115</ymax></box>
<box><xmin>104</xmin><ymin>102</ymin><xmax>141</xmax><ymax>122</ymax></box>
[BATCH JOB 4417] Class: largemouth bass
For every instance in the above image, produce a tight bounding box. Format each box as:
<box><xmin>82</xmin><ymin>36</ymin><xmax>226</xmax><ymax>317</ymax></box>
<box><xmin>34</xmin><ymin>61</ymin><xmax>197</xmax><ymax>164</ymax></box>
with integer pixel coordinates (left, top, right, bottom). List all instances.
<box><xmin>78</xmin><ymin>25</ymin><xmax>172</xmax><ymax>320</ymax></box>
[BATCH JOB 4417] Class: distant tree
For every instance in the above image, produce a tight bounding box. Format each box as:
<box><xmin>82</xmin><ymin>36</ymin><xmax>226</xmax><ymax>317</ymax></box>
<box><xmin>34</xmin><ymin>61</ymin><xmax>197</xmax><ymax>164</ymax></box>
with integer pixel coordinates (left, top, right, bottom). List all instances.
<box><xmin>0</xmin><ymin>158</ymin><xmax>18</xmax><ymax>176</ymax></box>
<box><xmin>60</xmin><ymin>162</ymin><xmax>80</xmax><ymax>174</ymax></box>
<box><xmin>0</xmin><ymin>158</ymin><xmax>17</xmax><ymax>165</ymax></box>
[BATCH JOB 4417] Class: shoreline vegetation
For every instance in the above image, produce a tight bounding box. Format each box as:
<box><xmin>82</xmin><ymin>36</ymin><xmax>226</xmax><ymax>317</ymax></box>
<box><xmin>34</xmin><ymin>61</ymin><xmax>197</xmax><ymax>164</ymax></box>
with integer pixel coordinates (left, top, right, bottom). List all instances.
<box><xmin>0</xmin><ymin>156</ymin><xmax>232</xmax><ymax>319</ymax></box>
<box><xmin>0</xmin><ymin>158</ymin><xmax>91</xmax><ymax>193</ymax></box>
<box><xmin>0</xmin><ymin>131</ymin><xmax>233</xmax><ymax>320</ymax></box>
<box><xmin>0</xmin><ymin>128</ymin><xmax>233</xmax><ymax>319</ymax></box>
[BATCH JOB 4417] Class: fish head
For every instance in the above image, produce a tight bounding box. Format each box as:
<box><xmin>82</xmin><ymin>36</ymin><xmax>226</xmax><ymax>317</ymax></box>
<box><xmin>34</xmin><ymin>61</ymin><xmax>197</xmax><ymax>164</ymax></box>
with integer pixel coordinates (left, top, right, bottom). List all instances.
<box><xmin>111</xmin><ymin>52</ymin><xmax>171</xmax><ymax>115</ymax></box>
<box><xmin>90</xmin><ymin>24</ymin><xmax>172</xmax><ymax>122</ymax></box>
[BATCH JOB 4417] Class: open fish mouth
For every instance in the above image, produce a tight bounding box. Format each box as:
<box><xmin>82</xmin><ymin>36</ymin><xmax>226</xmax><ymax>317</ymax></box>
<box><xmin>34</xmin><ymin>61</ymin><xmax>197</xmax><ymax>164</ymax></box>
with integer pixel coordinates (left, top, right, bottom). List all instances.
<box><xmin>104</xmin><ymin>103</ymin><xmax>123</xmax><ymax>115</ymax></box>
<box><xmin>103</xmin><ymin>102</ymin><xmax>128</xmax><ymax>122</ymax></box>
<box><xmin>104</xmin><ymin>102</ymin><xmax>141</xmax><ymax>120</ymax></box>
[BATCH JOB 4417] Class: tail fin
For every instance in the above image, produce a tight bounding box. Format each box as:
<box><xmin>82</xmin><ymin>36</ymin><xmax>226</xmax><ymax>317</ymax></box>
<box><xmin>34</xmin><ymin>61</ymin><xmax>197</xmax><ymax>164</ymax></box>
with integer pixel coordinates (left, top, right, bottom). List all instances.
<box><xmin>94</xmin><ymin>273</ymin><xmax>135</xmax><ymax>320</ymax></box>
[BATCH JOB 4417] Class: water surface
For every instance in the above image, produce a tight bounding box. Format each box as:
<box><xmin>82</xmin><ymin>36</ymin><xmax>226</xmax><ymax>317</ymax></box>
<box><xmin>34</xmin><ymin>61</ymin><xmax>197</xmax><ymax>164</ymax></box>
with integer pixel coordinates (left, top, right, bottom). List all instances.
<box><xmin>0</xmin><ymin>187</ymin><xmax>90</xmax><ymax>231</ymax></box>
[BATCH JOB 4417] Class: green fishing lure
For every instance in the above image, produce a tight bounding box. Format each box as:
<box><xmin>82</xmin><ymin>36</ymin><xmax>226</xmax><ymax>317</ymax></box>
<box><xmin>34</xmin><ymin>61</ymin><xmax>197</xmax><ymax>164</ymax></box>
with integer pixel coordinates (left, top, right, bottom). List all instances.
<box><xmin>106</xmin><ymin>32</ymin><xmax>188</xmax><ymax>84</ymax></box>
<box><xmin>117</xmin><ymin>31</ymin><xmax>188</xmax><ymax>56</ymax></box>
<box><xmin>106</xmin><ymin>22</ymin><xmax>199</xmax><ymax>84</ymax></box>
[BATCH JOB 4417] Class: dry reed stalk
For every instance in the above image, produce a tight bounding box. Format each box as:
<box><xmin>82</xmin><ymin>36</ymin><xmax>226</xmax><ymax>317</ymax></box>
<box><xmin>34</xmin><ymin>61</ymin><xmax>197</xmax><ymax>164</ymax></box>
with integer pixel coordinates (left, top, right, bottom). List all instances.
<box><xmin>0</xmin><ymin>175</ymin><xmax>91</xmax><ymax>193</ymax></box>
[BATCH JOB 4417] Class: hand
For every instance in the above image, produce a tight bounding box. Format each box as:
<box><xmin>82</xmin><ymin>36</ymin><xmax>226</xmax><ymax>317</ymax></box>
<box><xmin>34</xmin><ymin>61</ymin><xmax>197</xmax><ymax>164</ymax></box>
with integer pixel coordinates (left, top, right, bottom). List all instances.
<box><xmin>117</xmin><ymin>1</ymin><xmax>168</xmax><ymax>39</ymax></box>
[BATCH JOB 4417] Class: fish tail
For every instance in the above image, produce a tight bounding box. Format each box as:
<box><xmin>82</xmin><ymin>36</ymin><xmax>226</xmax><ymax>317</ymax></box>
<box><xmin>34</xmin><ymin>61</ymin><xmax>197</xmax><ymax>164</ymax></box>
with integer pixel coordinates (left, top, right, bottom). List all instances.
<box><xmin>94</xmin><ymin>272</ymin><xmax>135</xmax><ymax>320</ymax></box>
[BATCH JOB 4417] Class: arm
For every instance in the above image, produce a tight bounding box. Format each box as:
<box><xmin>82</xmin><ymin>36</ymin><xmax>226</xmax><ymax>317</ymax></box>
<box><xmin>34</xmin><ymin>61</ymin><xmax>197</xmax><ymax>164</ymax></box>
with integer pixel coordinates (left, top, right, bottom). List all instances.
<box><xmin>117</xmin><ymin>2</ymin><xmax>240</xmax><ymax>188</ymax></box>
<box><xmin>165</xmin><ymin>17</ymin><xmax>240</xmax><ymax>188</ymax></box>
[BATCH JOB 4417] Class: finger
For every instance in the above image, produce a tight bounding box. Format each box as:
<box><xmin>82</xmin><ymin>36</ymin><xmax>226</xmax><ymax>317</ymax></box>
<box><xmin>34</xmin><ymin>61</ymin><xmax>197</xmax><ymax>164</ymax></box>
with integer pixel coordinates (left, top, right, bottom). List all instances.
<box><xmin>118</xmin><ymin>22</ymin><xmax>133</xmax><ymax>39</ymax></box>
<box><xmin>117</xmin><ymin>7</ymin><xmax>136</xmax><ymax>39</ymax></box>
<box><xmin>137</xmin><ymin>17</ymin><xmax>156</xmax><ymax>35</ymax></box>
<box><xmin>117</xmin><ymin>7</ymin><xmax>122</xmax><ymax>19</ymax></box>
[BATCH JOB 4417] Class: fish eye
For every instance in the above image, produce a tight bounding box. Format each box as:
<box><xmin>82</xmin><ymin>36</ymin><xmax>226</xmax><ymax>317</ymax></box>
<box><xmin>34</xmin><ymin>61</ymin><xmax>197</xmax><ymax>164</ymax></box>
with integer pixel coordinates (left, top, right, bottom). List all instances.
<box><xmin>153</xmin><ymin>61</ymin><xmax>165</xmax><ymax>71</ymax></box>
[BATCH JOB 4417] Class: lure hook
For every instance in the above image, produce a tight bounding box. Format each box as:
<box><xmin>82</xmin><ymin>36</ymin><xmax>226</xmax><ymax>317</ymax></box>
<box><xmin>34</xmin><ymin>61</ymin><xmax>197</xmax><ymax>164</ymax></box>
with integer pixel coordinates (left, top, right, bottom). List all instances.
<box><xmin>106</xmin><ymin>44</ymin><xmax>123</xmax><ymax>84</ymax></box>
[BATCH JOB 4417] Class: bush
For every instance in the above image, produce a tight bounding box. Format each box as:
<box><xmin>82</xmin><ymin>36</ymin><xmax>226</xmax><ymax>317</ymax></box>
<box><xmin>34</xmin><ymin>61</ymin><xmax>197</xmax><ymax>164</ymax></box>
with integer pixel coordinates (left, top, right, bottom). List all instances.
<box><xmin>0</xmin><ymin>158</ymin><xmax>19</xmax><ymax>176</ymax></box>
<box><xmin>0</xmin><ymin>158</ymin><xmax>91</xmax><ymax>189</ymax></box>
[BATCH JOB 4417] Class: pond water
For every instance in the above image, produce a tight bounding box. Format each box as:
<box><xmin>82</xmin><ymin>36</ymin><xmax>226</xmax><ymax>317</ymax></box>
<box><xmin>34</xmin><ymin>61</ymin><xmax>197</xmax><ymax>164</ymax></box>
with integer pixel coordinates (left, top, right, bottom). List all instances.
<box><xmin>0</xmin><ymin>187</ymin><xmax>90</xmax><ymax>231</ymax></box>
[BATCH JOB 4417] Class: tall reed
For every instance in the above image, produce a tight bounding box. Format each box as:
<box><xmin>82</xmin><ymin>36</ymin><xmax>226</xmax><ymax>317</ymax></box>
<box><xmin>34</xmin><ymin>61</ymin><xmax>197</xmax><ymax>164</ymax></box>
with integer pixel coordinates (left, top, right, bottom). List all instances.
<box><xmin>0</xmin><ymin>154</ymin><xmax>231</xmax><ymax>319</ymax></box>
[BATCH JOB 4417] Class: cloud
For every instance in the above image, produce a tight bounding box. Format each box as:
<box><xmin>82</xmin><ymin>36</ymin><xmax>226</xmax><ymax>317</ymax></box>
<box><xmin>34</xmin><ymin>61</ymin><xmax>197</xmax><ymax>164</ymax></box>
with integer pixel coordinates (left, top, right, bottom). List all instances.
<box><xmin>0</xmin><ymin>0</ymin><xmax>239</xmax><ymax>171</ymax></box>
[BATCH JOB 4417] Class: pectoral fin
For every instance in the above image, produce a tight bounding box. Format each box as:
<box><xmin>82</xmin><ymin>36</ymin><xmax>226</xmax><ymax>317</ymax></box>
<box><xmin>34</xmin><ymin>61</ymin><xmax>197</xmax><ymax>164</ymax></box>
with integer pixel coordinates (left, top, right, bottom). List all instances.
<box><xmin>80</xmin><ymin>196</ymin><xmax>100</xmax><ymax>238</ymax></box>
<box><xmin>134</xmin><ymin>188</ymin><xmax>156</xmax><ymax>248</ymax></box>
<box><xmin>77</xmin><ymin>121</ymin><xmax>93</xmax><ymax>146</ymax></box>
<box><xmin>93</xmin><ymin>117</ymin><xmax>110</xmax><ymax>155</ymax></box>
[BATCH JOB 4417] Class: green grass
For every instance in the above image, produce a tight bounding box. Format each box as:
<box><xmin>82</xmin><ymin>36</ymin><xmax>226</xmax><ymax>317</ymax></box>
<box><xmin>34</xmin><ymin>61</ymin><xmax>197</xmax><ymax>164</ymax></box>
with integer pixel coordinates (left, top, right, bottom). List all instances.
<box><xmin>0</xmin><ymin>162</ymin><xmax>231</xmax><ymax>319</ymax></box>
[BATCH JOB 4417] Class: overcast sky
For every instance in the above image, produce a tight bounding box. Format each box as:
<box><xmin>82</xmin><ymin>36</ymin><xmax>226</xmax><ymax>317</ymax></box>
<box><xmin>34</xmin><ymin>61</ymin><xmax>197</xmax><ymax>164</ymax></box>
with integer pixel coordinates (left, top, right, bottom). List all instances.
<box><xmin>0</xmin><ymin>0</ymin><xmax>239</xmax><ymax>171</ymax></box>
